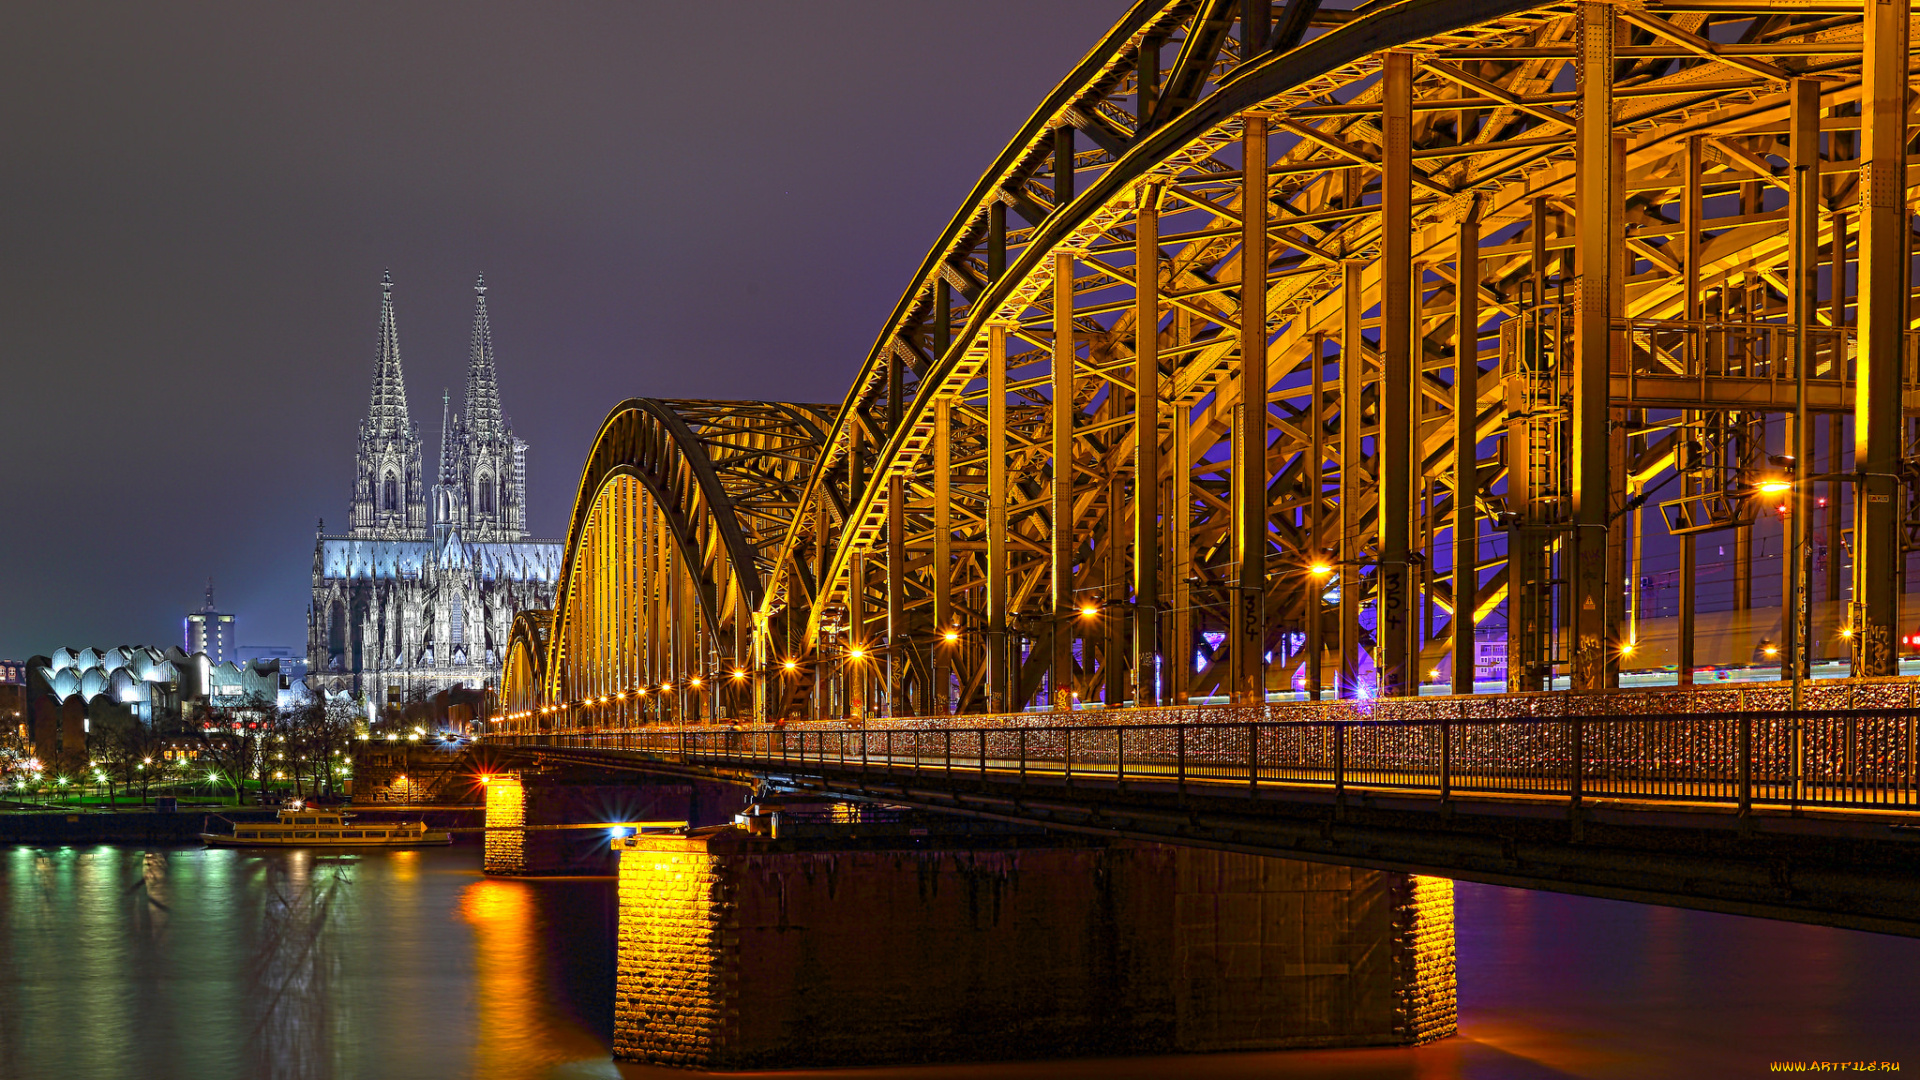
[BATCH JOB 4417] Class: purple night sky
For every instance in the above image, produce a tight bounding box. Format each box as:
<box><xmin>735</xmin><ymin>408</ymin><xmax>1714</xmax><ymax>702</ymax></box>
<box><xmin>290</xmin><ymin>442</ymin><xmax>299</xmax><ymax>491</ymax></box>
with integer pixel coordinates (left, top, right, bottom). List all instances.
<box><xmin>0</xmin><ymin>1</ymin><xmax>1129</xmax><ymax>659</ymax></box>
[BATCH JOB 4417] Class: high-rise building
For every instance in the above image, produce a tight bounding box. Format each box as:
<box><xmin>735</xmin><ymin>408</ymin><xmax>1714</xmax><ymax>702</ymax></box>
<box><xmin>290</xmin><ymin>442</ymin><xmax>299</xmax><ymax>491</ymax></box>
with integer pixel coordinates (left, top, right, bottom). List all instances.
<box><xmin>186</xmin><ymin>581</ymin><xmax>236</xmax><ymax>664</ymax></box>
<box><xmin>308</xmin><ymin>274</ymin><xmax>562</xmax><ymax>710</ymax></box>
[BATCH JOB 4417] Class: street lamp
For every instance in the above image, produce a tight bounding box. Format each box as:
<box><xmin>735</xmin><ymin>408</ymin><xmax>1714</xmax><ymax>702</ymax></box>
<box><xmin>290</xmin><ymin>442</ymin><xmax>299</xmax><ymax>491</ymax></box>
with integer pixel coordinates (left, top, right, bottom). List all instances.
<box><xmin>1757</xmin><ymin>465</ymin><xmax>1904</xmax><ymax>707</ymax></box>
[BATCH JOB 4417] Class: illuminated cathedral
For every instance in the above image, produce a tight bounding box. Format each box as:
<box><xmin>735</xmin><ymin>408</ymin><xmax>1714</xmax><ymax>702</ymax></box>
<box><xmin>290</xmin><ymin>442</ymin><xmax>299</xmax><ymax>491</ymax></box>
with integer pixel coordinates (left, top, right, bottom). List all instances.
<box><xmin>308</xmin><ymin>273</ymin><xmax>562</xmax><ymax>710</ymax></box>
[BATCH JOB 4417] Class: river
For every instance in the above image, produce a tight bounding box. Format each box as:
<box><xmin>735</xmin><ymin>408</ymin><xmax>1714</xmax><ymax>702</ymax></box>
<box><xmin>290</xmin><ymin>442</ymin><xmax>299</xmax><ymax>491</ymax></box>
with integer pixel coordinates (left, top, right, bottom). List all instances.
<box><xmin>0</xmin><ymin>843</ymin><xmax>1912</xmax><ymax>1080</ymax></box>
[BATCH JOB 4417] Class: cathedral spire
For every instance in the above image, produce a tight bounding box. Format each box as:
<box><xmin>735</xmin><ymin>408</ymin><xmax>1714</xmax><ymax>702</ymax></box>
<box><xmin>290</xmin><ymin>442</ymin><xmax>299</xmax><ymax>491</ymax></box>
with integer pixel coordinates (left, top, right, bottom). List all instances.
<box><xmin>438</xmin><ymin>388</ymin><xmax>456</xmax><ymax>486</ymax></box>
<box><xmin>367</xmin><ymin>270</ymin><xmax>412</xmax><ymax>434</ymax></box>
<box><xmin>465</xmin><ymin>274</ymin><xmax>502</xmax><ymax>438</ymax></box>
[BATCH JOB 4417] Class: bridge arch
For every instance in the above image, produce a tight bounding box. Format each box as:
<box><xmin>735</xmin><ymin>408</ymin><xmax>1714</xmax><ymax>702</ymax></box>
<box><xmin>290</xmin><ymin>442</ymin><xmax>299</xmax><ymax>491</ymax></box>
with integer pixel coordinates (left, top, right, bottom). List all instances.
<box><xmin>752</xmin><ymin>0</ymin><xmax>1920</xmax><ymax>718</ymax></box>
<box><xmin>498</xmin><ymin>610</ymin><xmax>551</xmax><ymax>733</ymax></box>
<box><xmin>543</xmin><ymin>398</ymin><xmax>833</xmax><ymax>727</ymax></box>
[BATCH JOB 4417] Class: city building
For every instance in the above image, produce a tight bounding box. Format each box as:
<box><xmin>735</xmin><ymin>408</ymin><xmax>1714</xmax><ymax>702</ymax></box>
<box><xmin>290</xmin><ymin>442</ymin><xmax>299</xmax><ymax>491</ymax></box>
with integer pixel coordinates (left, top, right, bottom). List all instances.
<box><xmin>20</xmin><ymin>645</ymin><xmax>289</xmax><ymax>762</ymax></box>
<box><xmin>241</xmin><ymin>645</ymin><xmax>310</xmax><ymax>683</ymax></box>
<box><xmin>185</xmin><ymin>581</ymin><xmax>237</xmax><ymax>664</ymax></box>
<box><xmin>308</xmin><ymin>273</ymin><xmax>562</xmax><ymax>714</ymax></box>
<box><xmin>1</xmin><ymin>662</ymin><xmax>23</xmax><ymax>749</ymax></box>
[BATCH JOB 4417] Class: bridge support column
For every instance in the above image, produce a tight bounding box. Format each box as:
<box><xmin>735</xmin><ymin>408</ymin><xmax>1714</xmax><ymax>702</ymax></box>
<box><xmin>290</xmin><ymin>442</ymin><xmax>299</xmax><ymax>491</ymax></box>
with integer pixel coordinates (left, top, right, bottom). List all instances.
<box><xmin>1451</xmin><ymin>219</ymin><xmax>1479</xmax><ymax>696</ymax></box>
<box><xmin>1052</xmin><ymin>249</ymin><xmax>1079</xmax><ymax>710</ymax></box>
<box><xmin>1851</xmin><ymin>0</ymin><xmax>1909</xmax><ymax>676</ymax></box>
<box><xmin>482</xmin><ymin>773</ymin><xmax>528</xmax><ymax>877</ymax></box>
<box><xmin>1231</xmin><ymin>116</ymin><xmax>1270</xmax><ymax>704</ymax></box>
<box><xmin>1570</xmin><ymin>0</ymin><xmax>1618</xmax><ymax>692</ymax></box>
<box><xmin>1376</xmin><ymin>54</ymin><xmax>1415</xmax><ymax>698</ymax></box>
<box><xmin>613</xmin><ymin>826</ymin><xmax>1455</xmax><ymax>1069</ymax></box>
<box><xmin>987</xmin><ymin>321</ymin><xmax>1012</xmax><ymax>713</ymax></box>
<box><xmin>1338</xmin><ymin>261</ymin><xmax>1364</xmax><ymax>697</ymax></box>
<box><xmin>1134</xmin><ymin>181</ymin><xmax>1163</xmax><ymax>708</ymax></box>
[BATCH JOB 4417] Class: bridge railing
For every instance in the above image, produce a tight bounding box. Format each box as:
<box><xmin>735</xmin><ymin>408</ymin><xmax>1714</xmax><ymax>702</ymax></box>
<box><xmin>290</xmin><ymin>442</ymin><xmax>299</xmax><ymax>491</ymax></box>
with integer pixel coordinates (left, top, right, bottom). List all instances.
<box><xmin>490</xmin><ymin>708</ymin><xmax>1920</xmax><ymax>813</ymax></box>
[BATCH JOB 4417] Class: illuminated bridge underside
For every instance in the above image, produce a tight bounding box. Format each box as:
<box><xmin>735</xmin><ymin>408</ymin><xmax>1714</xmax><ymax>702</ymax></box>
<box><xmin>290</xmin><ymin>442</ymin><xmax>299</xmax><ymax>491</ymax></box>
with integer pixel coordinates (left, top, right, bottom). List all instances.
<box><xmin>503</xmin><ymin>0</ymin><xmax>1920</xmax><ymax>734</ymax></box>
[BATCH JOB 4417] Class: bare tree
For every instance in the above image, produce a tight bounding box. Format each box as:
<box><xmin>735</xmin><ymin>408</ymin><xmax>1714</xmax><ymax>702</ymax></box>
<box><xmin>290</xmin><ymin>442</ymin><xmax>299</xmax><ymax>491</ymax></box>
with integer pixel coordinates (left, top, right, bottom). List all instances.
<box><xmin>194</xmin><ymin>711</ymin><xmax>254</xmax><ymax>806</ymax></box>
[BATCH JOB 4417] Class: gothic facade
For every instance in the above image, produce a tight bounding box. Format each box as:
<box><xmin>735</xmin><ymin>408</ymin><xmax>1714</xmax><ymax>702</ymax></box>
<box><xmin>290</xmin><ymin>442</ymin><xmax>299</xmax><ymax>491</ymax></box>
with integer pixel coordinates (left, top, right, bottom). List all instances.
<box><xmin>309</xmin><ymin>273</ymin><xmax>562</xmax><ymax>709</ymax></box>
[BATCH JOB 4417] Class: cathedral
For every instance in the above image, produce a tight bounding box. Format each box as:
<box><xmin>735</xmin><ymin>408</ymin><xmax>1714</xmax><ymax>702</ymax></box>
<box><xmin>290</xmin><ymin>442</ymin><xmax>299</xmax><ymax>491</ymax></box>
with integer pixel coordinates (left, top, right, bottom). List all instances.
<box><xmin>308</xmin><ymin>273</ymin><xmax>563</xmax><ymax>711</ymax></box>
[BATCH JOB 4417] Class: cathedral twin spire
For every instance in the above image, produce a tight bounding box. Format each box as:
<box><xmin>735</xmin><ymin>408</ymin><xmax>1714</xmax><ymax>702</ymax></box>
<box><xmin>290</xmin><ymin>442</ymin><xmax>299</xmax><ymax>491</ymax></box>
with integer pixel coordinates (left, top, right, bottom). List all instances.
<box><xmin>366</xmin><ymin>270</ymin><xmax>412</xmax><ymax>436</ymax></box>
<box><xmin>466</xmin><ymin>275</ymin><xmax>503</xmax><ymax>440</ymax></box>
<box><xmin>351</xmin><ymin>272</ymin><xmax>527</xmax><ymax>542</ymax></box>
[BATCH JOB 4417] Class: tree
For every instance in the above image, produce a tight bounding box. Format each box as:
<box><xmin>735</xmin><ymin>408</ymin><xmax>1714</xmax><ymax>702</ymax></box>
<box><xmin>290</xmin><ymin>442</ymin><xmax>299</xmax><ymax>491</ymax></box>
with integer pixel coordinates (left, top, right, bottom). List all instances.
<box><xmin>300</xmin><ymin>696</ymin><xmax>358</xmax><ymax>800</ymax></box>
<box><xmin>240</xmin><ymin>691</ymin><xmax>278</xmax><ymax>803</ymax></box>
<box><xmin>194</xmin><ymin>712</ymin><xmax>254</xmax><ymax>806</ymax></box>
<box><xmin>96</xmin><ymin>717</ymin><xmax>164</xmax><ymax>804</ymax></box>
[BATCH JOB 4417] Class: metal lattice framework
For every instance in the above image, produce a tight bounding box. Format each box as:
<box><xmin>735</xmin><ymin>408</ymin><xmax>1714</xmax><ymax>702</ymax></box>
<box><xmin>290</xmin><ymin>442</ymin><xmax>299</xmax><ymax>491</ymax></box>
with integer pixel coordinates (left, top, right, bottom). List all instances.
<box><xmin>498</xmin><ymin>0</ymin><xmax>1920</xmax><ymax>734</ymax></box>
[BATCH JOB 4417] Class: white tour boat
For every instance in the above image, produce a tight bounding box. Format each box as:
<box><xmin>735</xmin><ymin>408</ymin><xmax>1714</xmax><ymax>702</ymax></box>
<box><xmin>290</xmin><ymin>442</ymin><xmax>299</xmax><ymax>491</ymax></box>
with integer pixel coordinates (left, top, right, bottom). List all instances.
<box><xmin>200</xmin><ymin>803</ymin><xmax>452</xmax><ymax>847</ymax></box>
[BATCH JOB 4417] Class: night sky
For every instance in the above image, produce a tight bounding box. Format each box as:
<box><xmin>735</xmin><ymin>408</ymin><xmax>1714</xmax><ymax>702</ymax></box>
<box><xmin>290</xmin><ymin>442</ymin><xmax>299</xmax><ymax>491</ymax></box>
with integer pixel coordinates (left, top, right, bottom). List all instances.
<box><xmin>0</xmin><ymin>1</ymin><xmax>1129</xmax><ymax>661</ymax></box>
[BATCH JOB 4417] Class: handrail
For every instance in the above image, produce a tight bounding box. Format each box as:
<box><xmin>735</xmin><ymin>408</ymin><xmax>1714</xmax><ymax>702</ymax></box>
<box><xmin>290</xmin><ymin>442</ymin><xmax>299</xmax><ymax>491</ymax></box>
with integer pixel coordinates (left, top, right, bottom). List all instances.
<box><xmin>483</xmin><ymin>707</ymin><xmax>1920</xmax><ymax>815</ymax></box>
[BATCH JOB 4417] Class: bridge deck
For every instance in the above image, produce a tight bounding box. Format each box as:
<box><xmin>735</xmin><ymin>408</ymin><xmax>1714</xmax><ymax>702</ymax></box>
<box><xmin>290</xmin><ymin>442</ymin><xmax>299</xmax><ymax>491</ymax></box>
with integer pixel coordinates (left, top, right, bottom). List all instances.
<box><xmin>482</xmin><ymin>707</ymin><xmax>1920</xmax><ymax>937</ymax></box>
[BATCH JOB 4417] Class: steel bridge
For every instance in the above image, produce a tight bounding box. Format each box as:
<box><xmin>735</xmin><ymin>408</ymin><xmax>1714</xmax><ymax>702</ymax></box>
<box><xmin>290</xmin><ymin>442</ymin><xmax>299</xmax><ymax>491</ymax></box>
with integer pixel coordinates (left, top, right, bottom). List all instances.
<box><xmin>479</xmin><ymin>0</ymin><xmax>1920</xmax><ymax>928</ymax></box>
<box><xmin>499</xmin><ymin>0</ymin><xmax>1920</xmax><ymax>727</ymax></box>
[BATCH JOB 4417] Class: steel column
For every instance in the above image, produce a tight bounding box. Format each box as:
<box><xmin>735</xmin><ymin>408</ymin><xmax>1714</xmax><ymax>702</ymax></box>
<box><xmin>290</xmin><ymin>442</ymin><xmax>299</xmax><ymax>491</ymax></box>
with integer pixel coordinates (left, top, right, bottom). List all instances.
<box><xmin>987</xmin><ymin>322</ymin><xmax>1010</xmax><ymax>712</ymax></box>
<box><xmin>1339</xmin><ymin>260</ymin><xmax>1364</xmax><ymax>696</ymax></box>
<box><xmin>1678</xmin><ymin>135</ymin><xmax>1702</xmax><ymax>687</ymax></box>
<box><xmin>1786</xmin><ymin>78</ymin><xmax>1820</xmax><ymax>686</ymax></box>
<box><xmin>848</xmin><ymin>550</ymin><xmax>866</xmax><ymax>720</ymax></box>
<box><xmin>887</xmin><ymin>473</ymin><xmax>906</xmax><ymax>716</ymax></box>
<box><xmin>1052</xmin><ymin>250</ymin><xmax>1078</xmax><ymax>709</ymax></box>
<box><xmin>932</xmin><ymin>399</ymin><xmax>953</xmax><ymax>713</ymax></box>
<box><xmin>1231</xmin><ymin>115</ymin><xmax>1270</xmax><ymax>704</ymax></box>
<box><xmin>1851</xmin><ymin>0</ymin><xmax>1908</xmax><ymax>676</ymax></box>
<box><xmin>1170</xmin><ymin>394</ymin><xmax>1192</xmax><ymax>706</ymax></box>
<box><xmin>1134</xmin><ymin>182</ymin><xmax>1162</xmax><ymax>707</ymax></box>
<box><xmin>1377</xmin><ymin>55</ymin><xmax>1415</xmax><ymax>698</ymax></box>
<box><xmin>1309</xmin><ymin>330</ymin><xmax>1326</xmax><ymax>700</ymax></box>
<box><xmin>1453</xmin><ymin>219</ymin><xmax>1479</xmax><ymax>696</ymax></box>
<box><xmin>1570</xmin><ymin>0</ymin><xmax>1617</xmax><ymax>692</ymax></box>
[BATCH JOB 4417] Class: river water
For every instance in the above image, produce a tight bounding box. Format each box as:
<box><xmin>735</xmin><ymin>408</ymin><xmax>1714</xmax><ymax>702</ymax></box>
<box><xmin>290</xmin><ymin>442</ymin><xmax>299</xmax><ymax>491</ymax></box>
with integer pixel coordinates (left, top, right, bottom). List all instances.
<box><xmin>0</xmin><ymin>843</ymin><xmax>1912</xmax><ymax>1080</ymax></box>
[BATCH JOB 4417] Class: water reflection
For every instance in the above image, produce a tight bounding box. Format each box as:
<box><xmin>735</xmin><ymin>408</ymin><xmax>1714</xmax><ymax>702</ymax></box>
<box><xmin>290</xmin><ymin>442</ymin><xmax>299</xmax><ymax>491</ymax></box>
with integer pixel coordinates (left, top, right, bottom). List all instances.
<box><xmin>462</xmin><ymin>877</ymin><xmax>610</xmax><ymax>1078</ymax></box>
<box><xmin>0</xmin><ymin>847</ymin><xmax>1914</xmax><ymax>1080</ymax></box>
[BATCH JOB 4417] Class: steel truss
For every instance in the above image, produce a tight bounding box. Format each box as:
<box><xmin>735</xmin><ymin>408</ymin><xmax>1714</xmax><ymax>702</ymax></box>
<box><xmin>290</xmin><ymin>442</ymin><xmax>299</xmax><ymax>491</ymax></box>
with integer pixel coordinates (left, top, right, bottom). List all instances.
<box><xmin>503</xmin><ymin>0</ymin><xmax>1920</xmax><ymax>732</ymax></box>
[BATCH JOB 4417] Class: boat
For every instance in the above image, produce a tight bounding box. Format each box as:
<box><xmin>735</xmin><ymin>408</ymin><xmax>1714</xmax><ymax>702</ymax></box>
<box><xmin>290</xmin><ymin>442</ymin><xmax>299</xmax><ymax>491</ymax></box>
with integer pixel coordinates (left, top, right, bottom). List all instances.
<box><xmin>200</xmin><ymin>802</ymin><xmax>452</xmax><ymax>847</ymax></box>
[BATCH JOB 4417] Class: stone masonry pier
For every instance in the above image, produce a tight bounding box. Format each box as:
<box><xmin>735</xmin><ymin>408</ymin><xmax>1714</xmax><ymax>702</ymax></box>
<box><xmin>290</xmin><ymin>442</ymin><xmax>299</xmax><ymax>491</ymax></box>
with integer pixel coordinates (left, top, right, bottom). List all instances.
<box><xmin>612</xmin><ymin>820</ymin><xmax>1455</xmax><ymax>1069</ymax></box>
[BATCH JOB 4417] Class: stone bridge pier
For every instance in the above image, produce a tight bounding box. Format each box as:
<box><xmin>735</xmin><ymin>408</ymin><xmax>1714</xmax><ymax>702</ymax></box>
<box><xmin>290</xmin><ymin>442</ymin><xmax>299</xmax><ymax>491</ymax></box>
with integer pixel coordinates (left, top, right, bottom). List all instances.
<box><xmin>482</xmin><ymin>769</ymin><xmax>750</xmax><ymax>876</ymax></box>
<box><xmin>612</xmin><ymin>802</ymin><xmax>1456</xmax><ymax>1069</ymax></box>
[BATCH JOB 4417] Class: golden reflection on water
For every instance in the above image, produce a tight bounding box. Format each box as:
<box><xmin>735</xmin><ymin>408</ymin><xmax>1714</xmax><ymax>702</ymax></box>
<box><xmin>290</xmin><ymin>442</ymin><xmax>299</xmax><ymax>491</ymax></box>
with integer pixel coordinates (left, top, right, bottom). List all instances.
<box><xmin>461</xmin><ymin>877</ymin><xmax>605</xmax><ymax>1079</ymax></box>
